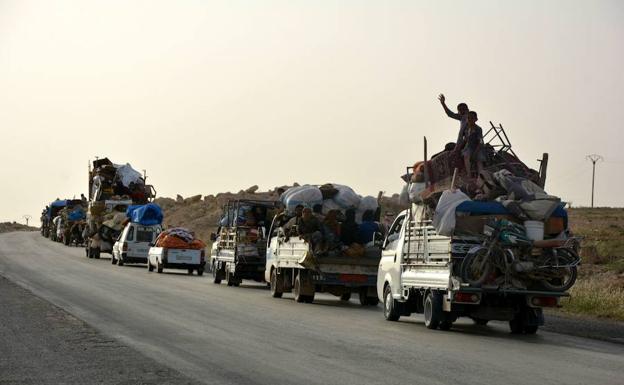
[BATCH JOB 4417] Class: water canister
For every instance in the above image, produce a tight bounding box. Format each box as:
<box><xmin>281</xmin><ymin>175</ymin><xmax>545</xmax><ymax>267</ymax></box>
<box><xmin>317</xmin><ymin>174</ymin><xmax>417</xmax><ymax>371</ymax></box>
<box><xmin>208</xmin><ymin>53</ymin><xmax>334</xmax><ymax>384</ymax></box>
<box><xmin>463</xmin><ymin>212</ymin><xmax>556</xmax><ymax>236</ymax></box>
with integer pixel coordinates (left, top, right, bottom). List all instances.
<box><xmin>524</xmin><ymin>220</ymin><xmax>544</xmax><ymax>241</ymax></box>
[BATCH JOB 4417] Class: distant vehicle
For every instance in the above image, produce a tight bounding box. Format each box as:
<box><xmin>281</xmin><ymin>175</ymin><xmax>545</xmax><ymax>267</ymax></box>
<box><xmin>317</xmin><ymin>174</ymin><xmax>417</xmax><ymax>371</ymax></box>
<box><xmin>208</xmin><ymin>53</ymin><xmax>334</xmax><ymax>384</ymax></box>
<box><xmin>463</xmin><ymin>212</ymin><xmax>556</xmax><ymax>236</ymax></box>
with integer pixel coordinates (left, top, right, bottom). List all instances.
<box><xmin>85</xmin><ymin>157</ymin><xmax>156</xmax><ymax>259</ymax></box>
<box><xmin>147</xmin><ymin>246</ymin><xmax>206</xmax><ymax>275</ymax></box>
<box><xmin>211</xmin><ymin>199</ymin><xmax>279</xmax><ymax>286</ymax></box>
<box><xmin>42</xmin><ymin>200</ymin><xmax>69</xmax><ymax>238</ymax></box>
<box><xmin>112</xmin><ymin>223</ymin><xmax>162</xmax><ymax>266</ymax></box>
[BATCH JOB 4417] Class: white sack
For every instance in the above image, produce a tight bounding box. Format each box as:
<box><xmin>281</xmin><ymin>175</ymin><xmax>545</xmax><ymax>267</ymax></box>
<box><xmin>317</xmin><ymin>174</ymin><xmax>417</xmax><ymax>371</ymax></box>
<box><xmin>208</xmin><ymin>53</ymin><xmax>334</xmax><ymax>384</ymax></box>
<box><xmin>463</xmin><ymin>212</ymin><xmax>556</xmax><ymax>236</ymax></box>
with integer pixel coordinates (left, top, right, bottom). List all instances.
<box><xmin>283</xmin><ymin>185</ymin><xmax>323</xmax><ymax>214</ymax></box>
<box><xmin>332</xmin><ymin>184</ymin><xmax>361</xmax><ymax>209</ymax></box>
<box><xmin>115</xmin><ymin>163</ymin><xmax>143</xmax><ymax>187</ymax></box>
<box><xmin>432</xmin><ymin>190</ymin><xmax>470</xmax><ymax>236</ymax></box>
<box><xmin>408</xmin><ymin>182</ymin><xmax>426</xmax><ymax>203</ymax></box>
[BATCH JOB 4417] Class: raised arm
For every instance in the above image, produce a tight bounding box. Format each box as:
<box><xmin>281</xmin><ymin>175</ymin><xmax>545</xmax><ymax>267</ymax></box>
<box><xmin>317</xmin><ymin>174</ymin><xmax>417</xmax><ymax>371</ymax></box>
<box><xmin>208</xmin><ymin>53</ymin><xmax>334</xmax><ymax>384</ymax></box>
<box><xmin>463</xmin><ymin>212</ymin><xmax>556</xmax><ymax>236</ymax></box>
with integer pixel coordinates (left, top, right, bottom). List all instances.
<box><xmin>438</xmin><ymin>94</ymin><xmax>460</xmax><ymax>120</ymax></box>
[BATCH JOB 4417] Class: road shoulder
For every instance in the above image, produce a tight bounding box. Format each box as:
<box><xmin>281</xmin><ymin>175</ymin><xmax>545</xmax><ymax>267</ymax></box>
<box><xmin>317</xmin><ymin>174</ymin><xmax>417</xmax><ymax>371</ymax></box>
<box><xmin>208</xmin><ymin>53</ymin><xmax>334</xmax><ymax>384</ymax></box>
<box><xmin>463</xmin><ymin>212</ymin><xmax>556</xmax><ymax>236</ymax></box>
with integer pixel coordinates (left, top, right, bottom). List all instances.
<box><xmin>0</xmin><ymin>275</ymin><xmax>200</xmax><ymax>385</ymax></box>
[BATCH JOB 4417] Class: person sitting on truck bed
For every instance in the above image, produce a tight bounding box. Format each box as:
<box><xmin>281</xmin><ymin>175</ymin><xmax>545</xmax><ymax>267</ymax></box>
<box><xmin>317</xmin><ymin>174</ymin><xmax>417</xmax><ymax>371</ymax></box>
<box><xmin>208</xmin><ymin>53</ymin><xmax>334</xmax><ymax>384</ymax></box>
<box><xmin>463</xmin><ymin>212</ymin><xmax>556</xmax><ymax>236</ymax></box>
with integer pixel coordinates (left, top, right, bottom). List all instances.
<box><xmin>312</xmin><ymin>204</ymin><xmax>324</xmax><ymax>222</ymax></box>
<box><xmin>340</xmin><ymin>209</ymin><xmax>359</xmax><ymax>246</ymax></box>
<box><xmin>322</xmin><ymin>210</ymin><xmax>341</xmax><ymax>251</ymax></box>
<box><xmin>298</xmin><ymin>207</ymin><xmax>323</xmax><ymax>253</ymax></box>
<box><xmin>358</xmin><ymin>210</ymin><xmax>382</xmax><ymax>245</ymax></box>
<box><xmin>284</xmin><ymin>204</ymin><xmax>304</xmax><ymax>232</ymax></box>
<box><xmin>457</xmin><ymin>110</ymin><xmax>485</xmax><ymax>177</ymax></box>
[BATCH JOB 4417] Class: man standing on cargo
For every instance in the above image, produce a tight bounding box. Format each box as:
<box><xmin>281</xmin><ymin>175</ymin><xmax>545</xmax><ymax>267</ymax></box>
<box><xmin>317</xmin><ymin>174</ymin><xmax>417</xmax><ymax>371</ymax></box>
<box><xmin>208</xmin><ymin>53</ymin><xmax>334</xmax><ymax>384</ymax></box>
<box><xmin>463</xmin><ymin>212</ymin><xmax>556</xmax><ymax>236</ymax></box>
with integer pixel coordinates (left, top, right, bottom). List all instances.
<box><xmin>438</xmin><ymin>93</ymin><xmax>469</xmax><ymax>147</ymax></box>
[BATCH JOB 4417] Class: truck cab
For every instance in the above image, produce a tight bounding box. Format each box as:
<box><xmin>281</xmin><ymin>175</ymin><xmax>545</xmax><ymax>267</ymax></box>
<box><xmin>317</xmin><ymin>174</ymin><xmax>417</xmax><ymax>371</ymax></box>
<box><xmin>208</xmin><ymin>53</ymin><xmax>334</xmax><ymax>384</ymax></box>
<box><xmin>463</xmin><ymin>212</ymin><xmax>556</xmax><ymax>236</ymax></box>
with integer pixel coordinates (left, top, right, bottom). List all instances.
<box><xmin>112</xmin><ymin>223</ymin><xmax>162</xmax><ymax>266</ymax></box>
<box><xmin>211</xmin><ymin>199</ymin><xmax>279</xmax><ymax>286</ymax></box>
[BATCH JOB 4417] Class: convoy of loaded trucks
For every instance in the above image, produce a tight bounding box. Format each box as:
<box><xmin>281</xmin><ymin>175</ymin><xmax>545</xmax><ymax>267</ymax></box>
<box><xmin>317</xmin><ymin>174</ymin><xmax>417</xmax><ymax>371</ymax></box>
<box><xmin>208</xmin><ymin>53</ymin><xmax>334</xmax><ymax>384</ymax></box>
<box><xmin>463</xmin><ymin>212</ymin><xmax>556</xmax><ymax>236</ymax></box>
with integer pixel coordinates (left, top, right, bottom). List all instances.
<box><xmin>38</xmin><ymin>120</ymin><xmax>581</xmax><ymax>335</ymax></box>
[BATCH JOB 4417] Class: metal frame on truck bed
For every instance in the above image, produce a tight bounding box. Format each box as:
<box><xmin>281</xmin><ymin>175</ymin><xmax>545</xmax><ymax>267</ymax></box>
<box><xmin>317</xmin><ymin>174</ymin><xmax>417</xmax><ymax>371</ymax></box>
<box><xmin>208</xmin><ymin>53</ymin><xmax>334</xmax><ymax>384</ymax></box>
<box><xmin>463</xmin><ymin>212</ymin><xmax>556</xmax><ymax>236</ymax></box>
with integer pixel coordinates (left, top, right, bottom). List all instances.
<box><xmin>211</xmin><ymin>199</ymin><xmax>280</xmax><ymax>287</ymax></box>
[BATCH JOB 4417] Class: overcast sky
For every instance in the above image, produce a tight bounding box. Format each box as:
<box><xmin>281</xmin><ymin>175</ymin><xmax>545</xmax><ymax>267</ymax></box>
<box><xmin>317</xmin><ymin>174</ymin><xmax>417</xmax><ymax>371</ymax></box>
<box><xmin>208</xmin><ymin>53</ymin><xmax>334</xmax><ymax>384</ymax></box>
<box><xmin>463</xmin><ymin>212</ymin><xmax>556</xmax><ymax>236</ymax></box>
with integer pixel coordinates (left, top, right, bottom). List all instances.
<box><xmin>1</xmin><ymin>0</ymin><xmax>622</xmax><ymax>224</ymax></box>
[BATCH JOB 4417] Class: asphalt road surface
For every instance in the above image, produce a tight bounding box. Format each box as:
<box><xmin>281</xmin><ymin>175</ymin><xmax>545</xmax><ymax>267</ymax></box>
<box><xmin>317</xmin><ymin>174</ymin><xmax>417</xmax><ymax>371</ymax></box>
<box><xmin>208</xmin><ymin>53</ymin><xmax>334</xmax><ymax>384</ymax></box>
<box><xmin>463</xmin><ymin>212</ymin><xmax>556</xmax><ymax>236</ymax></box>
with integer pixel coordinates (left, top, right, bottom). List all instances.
<box><xmin>1</xmin><ymin>232</ymin><xmax>622</xmax><ymax>385</ymax></box>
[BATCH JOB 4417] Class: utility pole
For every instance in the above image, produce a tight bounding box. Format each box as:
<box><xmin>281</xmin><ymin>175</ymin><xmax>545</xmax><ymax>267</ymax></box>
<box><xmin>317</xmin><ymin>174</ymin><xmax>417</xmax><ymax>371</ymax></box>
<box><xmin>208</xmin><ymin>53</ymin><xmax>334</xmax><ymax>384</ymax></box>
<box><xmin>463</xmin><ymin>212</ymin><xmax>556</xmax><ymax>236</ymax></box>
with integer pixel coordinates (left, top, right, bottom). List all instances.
<box><xmin>586</xmin><ymin>154</ymin><xmax>603</xmax><ymax>208</ymax></box>
<box><xmin>22</xmin><ymin>215</ymin><xmax>32</xmax><ymax>226</ymax></box>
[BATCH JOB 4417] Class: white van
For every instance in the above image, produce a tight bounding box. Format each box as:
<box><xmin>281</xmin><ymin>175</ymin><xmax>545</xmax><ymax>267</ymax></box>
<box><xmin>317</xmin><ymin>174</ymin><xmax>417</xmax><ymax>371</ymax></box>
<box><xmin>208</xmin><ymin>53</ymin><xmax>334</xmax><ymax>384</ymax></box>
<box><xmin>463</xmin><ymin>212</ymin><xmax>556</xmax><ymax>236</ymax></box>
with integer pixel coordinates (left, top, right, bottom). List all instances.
<box><xmin>112</xmin><ymin>223</ymin><xmax>162</xmax><ymax>266</ymax></box>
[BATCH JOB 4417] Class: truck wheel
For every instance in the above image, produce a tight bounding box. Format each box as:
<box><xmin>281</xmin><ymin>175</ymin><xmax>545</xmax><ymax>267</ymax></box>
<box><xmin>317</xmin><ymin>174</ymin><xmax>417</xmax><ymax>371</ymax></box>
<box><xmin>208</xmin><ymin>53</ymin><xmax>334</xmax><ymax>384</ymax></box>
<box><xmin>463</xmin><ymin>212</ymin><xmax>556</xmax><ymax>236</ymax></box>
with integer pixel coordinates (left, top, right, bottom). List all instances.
<box><xmin>293</xmin><ymin>274</ymin><xmax>305</xmax><ymax>303</ymax></box>
<box><xmin>212</xmin><ymin>264</ymin><xmax>222</xmax><ymax>284</ymax></box>
<box><xmin>157</xmin><ymin>262</ymin><xmax>163</xmax><ymax>273</ymax></box>
<box><xmin>439</xmin><ymin>320</ymin><xmax>453</xmax><ymax>331</ymax></box>
<box><xmin>340</xmin><ymin>292</ymin><xmax>351</xmax><ymax>301</ymax></box>
<box><xmin>197</xmin><ymin>268</ymin><xmax>204</xmax><ymax>276</ymax></box>
<box><xmin>424</xmin><ymin>292</ymin><xmax>443</xmax><ymax>330</ymax></box>
<box><xmin>270</xmin><ymin>269</ymin><xmax>283</xmax><ymax>298</ymax></box>
<box><xmin>367</xmin><ymin>297</ymin><xmax>379</xmax><ymax>306</ymax></box>
<box><xmin>187</xmin><ymin>268</ymin><xmax>194</xmax><ymax>275</ymax></box>
<box><xmin>383</xmin><ymin>285</ymin><xmax>400</xmax><ymax>321</ymax></box>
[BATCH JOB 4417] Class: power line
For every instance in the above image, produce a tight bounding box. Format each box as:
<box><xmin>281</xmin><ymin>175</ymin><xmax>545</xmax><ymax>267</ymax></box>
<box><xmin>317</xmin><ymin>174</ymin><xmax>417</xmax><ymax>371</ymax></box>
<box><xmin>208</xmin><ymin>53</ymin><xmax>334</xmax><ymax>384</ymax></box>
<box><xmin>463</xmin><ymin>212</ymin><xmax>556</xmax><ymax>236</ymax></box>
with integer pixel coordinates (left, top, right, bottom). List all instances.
<box><xmin>586</xmin><ymin>154</ymin><xmax>603</xmax><ymax>208</ymax></box>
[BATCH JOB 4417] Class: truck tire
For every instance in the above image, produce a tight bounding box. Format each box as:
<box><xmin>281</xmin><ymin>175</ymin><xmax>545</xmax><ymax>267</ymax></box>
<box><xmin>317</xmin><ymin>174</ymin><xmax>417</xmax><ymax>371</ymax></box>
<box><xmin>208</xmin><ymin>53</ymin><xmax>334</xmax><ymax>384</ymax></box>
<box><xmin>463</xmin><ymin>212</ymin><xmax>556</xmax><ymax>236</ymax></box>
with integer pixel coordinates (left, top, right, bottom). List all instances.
<box><xmin>212</xmin><ymin>264</ymin><xmax>222</xmax><ymax>284</ymax></box>
<box><xmin>340</xmin><ymin>292</ymin><xmax>351</xmax><ymax>301</ymax></box>
<box><xmin>383</xmin><ymin>285</ymin><xmax>400</xmax><ymax>321</ymax></box>
<box><xmin>187</xmin><ymin>268</ymin><xmax>194</xmax><ymax>275</ymax></box>
<box><xmin>294</xmin><ymin>273</ymin><xmax>313</xmax><ymax>303</ymax></box>
<box><xmin>424</xmin><ymin>291</ymin><xmax>443</xmax><ymax>330</ymax></box>
<box><xmin>270</xmin><ymin>269</ymin><xmax>283</xmax><ymax>298</ymax></box>
<box><xmin>509</xmin><ymin>309</ymin><xmax>540</xmax><ymax>334</ymax></box>
<box><xmin>472</xmin><ymin>317</ymin><xmax>489</xmax><ymax>326</ymax></box>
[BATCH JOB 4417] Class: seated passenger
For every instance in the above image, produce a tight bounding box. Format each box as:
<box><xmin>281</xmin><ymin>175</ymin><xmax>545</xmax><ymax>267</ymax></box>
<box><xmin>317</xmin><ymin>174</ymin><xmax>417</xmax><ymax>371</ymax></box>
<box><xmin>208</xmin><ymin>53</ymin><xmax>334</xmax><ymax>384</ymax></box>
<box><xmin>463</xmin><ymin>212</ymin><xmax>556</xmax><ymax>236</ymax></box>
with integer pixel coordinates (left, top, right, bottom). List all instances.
<box><xmin>357</xmin><ymin>210</ymin><xmax>382</xmax><ymax>245</ymax></box>
<box><xmin>298</xmin><ymin>207</ymin><xmax>323</xmax><ymax>253</ymax></box>
<box><xmin>284</xmin><ymin>204</ymin><xmax>304</xmax><ymax>234</ymax></box>
<box><xmin>312</xmin><ymin>204</ymin><xmax>324</xmax><ymax>221</ymax></box>
<box><xmin>340</xmin><ymin>209</ymin><xmax>359</xmax><ymax>246</ymax></box>
<box><xmin>322</xmin><ymin>210</ymin><xmax>341</xmax><ymax>251</ymax></box>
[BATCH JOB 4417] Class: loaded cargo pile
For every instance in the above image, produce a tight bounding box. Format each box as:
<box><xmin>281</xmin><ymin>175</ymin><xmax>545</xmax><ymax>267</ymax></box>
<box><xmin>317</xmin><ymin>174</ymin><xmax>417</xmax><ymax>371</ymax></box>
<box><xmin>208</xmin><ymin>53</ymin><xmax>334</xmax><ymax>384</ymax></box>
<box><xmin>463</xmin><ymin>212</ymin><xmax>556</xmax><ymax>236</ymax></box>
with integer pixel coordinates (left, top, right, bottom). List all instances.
<box><xmin>403</xmin><ymin>127</ymin><xmax>579</xmax><ymax>292</ymax></box>
<box><xmin>154</xmin><ymin>227</ymin><xmax>205</xmax><ymax>250</ymax></box>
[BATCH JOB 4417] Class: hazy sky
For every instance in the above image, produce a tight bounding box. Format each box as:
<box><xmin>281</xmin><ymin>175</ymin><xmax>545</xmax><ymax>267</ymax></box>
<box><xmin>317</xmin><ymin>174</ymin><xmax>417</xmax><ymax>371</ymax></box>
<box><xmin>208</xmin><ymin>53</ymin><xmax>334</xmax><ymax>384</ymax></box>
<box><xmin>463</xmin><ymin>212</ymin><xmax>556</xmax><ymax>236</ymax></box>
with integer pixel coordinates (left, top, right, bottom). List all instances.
<box><xmin>1</xmin><ymin>0</ymin><xmax>623</xmax><ymax>224</ymax></box>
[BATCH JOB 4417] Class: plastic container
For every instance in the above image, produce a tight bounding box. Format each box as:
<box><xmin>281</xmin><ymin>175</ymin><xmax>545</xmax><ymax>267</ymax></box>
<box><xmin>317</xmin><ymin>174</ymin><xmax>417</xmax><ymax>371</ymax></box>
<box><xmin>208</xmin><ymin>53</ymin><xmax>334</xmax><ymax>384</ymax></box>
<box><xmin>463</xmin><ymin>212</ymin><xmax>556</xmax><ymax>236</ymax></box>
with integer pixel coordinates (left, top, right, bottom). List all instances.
<box><xmin>524</xmin><ymin>220</ymin><xmax>544</xmax><ymax>241</ymax></box>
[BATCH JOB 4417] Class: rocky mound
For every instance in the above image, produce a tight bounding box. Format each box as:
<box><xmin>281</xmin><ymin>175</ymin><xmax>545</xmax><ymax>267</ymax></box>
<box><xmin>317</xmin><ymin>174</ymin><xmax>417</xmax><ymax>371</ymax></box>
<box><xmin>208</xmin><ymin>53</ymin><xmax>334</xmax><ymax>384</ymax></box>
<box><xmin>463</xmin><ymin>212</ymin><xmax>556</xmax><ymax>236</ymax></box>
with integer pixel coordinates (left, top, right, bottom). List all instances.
<box><xmin>154</xmin><ymin>185</ymin><xmax>406</xmax><ymax>246</ymax></box>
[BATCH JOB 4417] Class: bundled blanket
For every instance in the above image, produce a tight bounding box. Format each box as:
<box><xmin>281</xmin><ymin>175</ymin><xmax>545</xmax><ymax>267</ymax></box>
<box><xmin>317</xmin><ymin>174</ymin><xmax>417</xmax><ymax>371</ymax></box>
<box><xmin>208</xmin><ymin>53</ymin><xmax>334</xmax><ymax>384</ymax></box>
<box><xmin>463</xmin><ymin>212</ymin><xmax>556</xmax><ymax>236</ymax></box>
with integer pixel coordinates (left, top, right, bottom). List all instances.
<box><xmin>155</xmin><ymin>227</ymin><xmax>205</xmax><ymax>250</ymax></box>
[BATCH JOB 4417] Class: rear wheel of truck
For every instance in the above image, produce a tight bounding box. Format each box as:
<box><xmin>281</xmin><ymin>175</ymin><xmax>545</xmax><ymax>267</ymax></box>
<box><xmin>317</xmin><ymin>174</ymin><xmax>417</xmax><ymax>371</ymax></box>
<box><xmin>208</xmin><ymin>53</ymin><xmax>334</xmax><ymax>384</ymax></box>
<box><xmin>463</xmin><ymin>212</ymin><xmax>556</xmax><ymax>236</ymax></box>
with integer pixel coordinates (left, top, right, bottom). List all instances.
<box><xmin>187</xmin><ymin>268</ymin><xmax>194</xmax><ymax>275</ymax></box>
<box><xmin>270</xmin><ymin>269</ymin><xmax>283</xmax><ymax>298</ymax></box>
<box><xmin>424</xmin><ymin>292</ymin><xmax>443</xmax><ymax>330</ymax></box>
<box><xmin>340</xmin><ymin>292</ymin><xmax>351</xmax><ymax>301</ymax></box>
<box><xmin>358</xmin><ymin>289</ymin><xmax>380</xmax><ymax>306</ymax></box>
<box><xmin>212</xmin><ymin>264</ymin><xmax>222</xmax><ymax>284</ymax></box>
<box><xmin>509</xmin><ymin>311</ymin><xmax>539</xmax><ymax>334</ymax></box>
<box><xmin>293</xmin><ymin>273</ymin><xmax>313</xmax><ymax>303</ymax></box>
<box><xmin>383</xmin><ymin>285</ymin><xmax>400</xmax><ymax>321</ymax></box>
<box><xmin>472</xmin><ymin>317</ymin><xmax>489</xmax><ymax>326</ymax></box>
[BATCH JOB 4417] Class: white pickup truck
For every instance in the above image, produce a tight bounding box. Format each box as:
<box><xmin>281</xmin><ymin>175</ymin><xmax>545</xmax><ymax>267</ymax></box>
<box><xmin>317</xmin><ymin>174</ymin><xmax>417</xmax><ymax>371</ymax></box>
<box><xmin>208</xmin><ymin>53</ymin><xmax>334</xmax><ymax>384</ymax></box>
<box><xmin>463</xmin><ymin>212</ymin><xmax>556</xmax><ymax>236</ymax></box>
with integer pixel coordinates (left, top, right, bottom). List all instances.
<box><xmin>147</xmin><ymin>247</ymin><xmax>206</xmax><ymax>275</ymax></box>
<box><xmin>112</xmin><ymin>223</ymin><xmax>161</xmax><ymax>266</ymax></box>
<box><xmin>377</xmin><ymin>203</ymin><xmax>573</xmax><ymax>334</ymax></box>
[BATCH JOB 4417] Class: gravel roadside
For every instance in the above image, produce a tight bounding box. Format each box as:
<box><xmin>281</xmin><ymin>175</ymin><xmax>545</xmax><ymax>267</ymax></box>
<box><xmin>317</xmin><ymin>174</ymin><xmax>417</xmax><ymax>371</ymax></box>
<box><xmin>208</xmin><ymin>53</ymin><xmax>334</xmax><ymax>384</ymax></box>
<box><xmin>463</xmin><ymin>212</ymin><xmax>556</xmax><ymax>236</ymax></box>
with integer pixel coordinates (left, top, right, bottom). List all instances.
<box><xmin>0</xmin><ymin>276</ymin><xmax>200</xmax><ymax>385</ymax></box>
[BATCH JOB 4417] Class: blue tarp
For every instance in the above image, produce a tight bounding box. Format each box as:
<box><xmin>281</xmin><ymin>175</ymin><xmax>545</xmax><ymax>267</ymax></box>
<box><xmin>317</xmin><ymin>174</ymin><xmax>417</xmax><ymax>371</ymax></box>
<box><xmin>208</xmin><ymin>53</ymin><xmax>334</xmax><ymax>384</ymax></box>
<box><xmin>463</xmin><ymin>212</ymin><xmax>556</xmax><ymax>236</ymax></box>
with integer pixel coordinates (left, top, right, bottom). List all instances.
<box><xmin>68</xmin><ymin>209</ymin><xmax>86</xmax><ymax>221</ymax></box>
<box><xmin>126</xmin><ymin>203</ymin><xmax>163</xmax><ymax>226</ymax></box>
<box><xmin>50</xmin><ymin>200</ymin><xmax>68</xmax><ymax>208</ymax></box>
<box><xmin>456</xmin><ymin>200</ymin><xmax>568</xmax><ymax>227</ymax></box>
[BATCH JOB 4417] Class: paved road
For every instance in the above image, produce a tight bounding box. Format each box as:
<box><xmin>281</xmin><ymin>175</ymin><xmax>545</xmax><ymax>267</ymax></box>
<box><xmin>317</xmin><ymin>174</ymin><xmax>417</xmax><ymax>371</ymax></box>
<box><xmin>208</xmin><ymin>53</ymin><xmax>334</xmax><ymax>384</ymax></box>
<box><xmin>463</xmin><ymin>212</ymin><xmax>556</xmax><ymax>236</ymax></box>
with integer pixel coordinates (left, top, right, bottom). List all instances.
<box><xmin>1</xmin><ymin>232</ymin><xmax>622</xmax><ymax>385</ymax></box>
